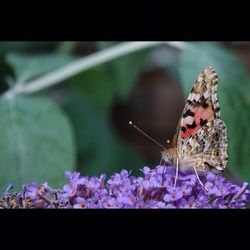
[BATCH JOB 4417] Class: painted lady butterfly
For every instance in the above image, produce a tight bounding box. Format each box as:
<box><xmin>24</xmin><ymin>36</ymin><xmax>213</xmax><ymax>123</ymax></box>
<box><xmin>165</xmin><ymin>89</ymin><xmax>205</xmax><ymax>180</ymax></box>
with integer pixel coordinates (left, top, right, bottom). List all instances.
<box><xmin>161</xmin><ymin>66</ymin><xmax>228</xmax><ymax>188</ymax></box>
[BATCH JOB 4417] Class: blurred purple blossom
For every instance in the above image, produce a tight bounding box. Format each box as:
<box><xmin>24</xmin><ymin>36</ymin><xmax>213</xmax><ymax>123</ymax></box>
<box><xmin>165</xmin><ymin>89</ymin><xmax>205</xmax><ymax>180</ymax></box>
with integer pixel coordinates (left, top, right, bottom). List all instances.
<box><xmin>0</xmin><ymin>166</ymin><xmax>249</xmax><ymax>208</ymax></box>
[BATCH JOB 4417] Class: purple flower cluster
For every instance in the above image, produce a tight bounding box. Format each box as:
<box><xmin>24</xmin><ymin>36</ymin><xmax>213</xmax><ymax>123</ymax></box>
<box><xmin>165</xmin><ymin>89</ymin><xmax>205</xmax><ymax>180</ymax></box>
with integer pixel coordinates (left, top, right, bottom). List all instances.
<box><xmin>0</xmin><ymin>166</ymin><xmax>249</xmax><ymax>208</ymax></box>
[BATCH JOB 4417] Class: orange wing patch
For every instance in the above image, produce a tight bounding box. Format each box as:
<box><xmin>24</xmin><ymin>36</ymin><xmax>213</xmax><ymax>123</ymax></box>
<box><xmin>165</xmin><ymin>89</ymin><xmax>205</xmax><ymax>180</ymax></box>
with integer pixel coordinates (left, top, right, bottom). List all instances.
<box><xmin>181</xmin><ymin>104</ymin><xmax>215</xmax><ymax>140</ymax></box>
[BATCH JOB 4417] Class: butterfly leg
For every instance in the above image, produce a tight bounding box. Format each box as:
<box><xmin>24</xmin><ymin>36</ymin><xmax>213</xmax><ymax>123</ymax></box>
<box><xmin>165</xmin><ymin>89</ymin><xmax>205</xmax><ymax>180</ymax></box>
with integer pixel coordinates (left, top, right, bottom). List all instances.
<box><xmin>161</xmin><ymin>158</ymin><xmax>167</xmax><ymax>187</ymax></box>
<box><xmin>159</xmin><ymin>157</ymin><xmax>163</xmax><ymax>166</ymax></box>
<box><xmin>173</xmin><ymin>158</ymin><xmax>179</xmax><ymax>189</ymax></box>
<box><xmin>192</xmin><ymin>164</ymin><xmax>209</xmax><ymax>192</ymax></box>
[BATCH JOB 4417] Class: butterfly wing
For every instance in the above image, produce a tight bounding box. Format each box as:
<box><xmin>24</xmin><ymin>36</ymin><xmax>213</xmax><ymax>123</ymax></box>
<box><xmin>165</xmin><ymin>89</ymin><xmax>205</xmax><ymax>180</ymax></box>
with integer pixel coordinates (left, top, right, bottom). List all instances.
<box><xmin>183</xmin><ymin>119</ymin><xmax>228</xmax><ymax>172</ymax></box>
<box><xmin>180</xmin><ymin>66</ymin><xmax>220</xmax><ymax>141</ymax></box>
<box><xmin>174</xmin><ymin>66</ymin><xmax>228</xmax><ymax>171</ymax></box>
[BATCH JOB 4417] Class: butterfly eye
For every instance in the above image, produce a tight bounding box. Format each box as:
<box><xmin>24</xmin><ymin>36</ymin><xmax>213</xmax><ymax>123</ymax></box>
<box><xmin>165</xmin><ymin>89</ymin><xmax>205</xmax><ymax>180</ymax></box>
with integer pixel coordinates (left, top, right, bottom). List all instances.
<box><xmin>167</xmin><ymin>140</ymin><xmax>170</xmax><ymax>144</ymax></box>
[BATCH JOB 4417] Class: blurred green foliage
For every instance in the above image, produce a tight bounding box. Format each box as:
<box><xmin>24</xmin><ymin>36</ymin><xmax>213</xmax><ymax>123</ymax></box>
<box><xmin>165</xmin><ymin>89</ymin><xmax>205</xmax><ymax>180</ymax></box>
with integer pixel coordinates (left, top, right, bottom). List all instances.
<box><xmin>97</xmin><ymin>42</ymin><xmax>150</xmax><ymax>101</ymax></box>
<box><xmin>67</xmin><ymin>66</ymin><xmax>115</xmax><ymax>115</ymax></box>
<box><xmin>64</xmin><ymin>90</ymin><xmax>144</xmax><ymax>177</ymax></box>
<box><xmin>6</xmin><ymin>53</ymin><xmax>75</xmax><ymax>83</ymax></box>
<box><xmin>0</xmin><ymin>41</ymin><xmax>249</xmax><ymax>192</ymax></box>
<box><xmin>0</xmin><ymin>96</ymin><xmax>75</xmax><ymax>190</ymax></box>
<box><xmin>0</xmin><ymin>42</ymin><xmax>147</xmax><ymax>191</ymax></box>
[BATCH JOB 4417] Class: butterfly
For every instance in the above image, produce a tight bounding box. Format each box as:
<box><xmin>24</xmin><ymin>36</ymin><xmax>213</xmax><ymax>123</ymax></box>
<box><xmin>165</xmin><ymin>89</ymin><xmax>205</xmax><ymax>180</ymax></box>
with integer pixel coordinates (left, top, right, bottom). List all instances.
<box><xmin>161</xmin><ymin>66</ymin><xmax>228</xmax><ymax>188</ymax></box>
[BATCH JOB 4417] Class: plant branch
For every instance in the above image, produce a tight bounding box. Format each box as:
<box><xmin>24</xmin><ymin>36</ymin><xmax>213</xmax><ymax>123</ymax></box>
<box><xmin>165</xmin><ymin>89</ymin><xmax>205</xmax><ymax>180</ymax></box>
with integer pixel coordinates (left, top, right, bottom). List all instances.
<box><xmin>4</xmin><ymin>42</ymin><xmax>185</xmax><ymax>97</ymax></box>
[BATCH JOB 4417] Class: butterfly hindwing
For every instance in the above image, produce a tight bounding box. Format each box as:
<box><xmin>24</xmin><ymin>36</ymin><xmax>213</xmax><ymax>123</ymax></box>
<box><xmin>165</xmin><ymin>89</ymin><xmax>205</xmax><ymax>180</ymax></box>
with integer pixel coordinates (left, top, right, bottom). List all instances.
<box><xmin>182</xmin><ymin>119</ymin><xmax>228</xmax><ymax>172</ymax></box>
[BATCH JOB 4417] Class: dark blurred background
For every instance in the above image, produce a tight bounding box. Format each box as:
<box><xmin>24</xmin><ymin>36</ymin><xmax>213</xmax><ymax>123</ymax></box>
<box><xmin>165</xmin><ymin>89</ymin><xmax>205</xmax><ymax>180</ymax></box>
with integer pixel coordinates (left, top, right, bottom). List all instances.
<box><xmin>0</xmin><ymin>41</ymin><xmax>249</xmax><ymax>193</ymax></box>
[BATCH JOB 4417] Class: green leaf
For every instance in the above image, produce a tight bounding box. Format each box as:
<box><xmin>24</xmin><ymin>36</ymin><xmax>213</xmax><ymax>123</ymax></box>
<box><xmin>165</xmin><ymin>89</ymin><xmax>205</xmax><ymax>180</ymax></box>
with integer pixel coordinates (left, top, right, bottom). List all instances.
<box><xmin>0</xmin><ymin>42</ymin><xmax>36</xmax><ymax>57</ymax></box>
<box><xmin>66</xmin><ymin>66</ymin><xmax>115</xmax><ymax>115</ymax></box>
<box><xmin>56</xmin><ymin>42</ymin><xmax>77</xmax><ymax>55</ymax></box>
<box><xmin>97</xmin><ymin>42</ymin><xmax>150</xmax><ymax>101</ymax></box>
<box><xmin>0</xmin><ymin>42</ymin><xmax>58</xmax><ymax>56</ymax></box>
<box><xmin>111</xmin><ymin>49</ymin><xmax>149</xmax><ymax>100</ymax></box>
<box><xmin>180</xmin><ymin>42</ymin><xmax>250</xmax><ymax>182</ymax></box>
<box><xmin>97</xmin><ymin>42</ymin><xmax>120</xmax><ymax>50</ymax></box>
<box><xmin>63</xmin><ymin>90</ymin><xmax>145</xmax><ymax>177</ymax></box>
<box><xmin>0</xmin><ymin>96</ymin><xmax>76</xmax><ymax>191</ymax></box>
<box><xmin>6</xmin><ymin>53</ymin><xmax>75</xmax><ymax>83</ymax></box>
<box><xmin>0</xmin><ymin>59</ymin><xmax>15</xmax><ymax>93</ymax></box>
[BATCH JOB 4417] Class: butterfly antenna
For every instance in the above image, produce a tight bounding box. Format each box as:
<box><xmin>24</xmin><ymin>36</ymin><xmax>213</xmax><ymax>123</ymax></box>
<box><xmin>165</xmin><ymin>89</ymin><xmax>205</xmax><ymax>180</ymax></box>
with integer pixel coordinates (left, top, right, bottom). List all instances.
<box><xmin>129</xmin><ymin>121</ymin><xmax>167</xmax><ymax>151</ymax></box>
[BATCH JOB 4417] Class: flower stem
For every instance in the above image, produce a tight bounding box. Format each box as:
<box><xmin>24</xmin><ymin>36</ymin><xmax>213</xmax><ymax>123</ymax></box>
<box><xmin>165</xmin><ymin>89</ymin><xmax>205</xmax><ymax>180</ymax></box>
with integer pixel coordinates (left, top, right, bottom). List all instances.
<box><xmin>231</xmin><ymin>182</ymin><xmax>248</xmax><ymax>201</ymax></box>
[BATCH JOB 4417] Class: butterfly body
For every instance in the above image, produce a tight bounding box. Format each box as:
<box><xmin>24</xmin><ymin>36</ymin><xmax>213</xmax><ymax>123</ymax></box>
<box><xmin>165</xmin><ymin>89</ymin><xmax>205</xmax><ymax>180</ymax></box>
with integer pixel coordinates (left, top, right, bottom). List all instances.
<box><xmin>162</xmin><ymin>66</ymin><xmax>228</xmax><ymax>175</ymax></box>
<box><xmin>161</xmin><ymin>150</ymin><xmax>203</xmax><ymax>173</ymax></box>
